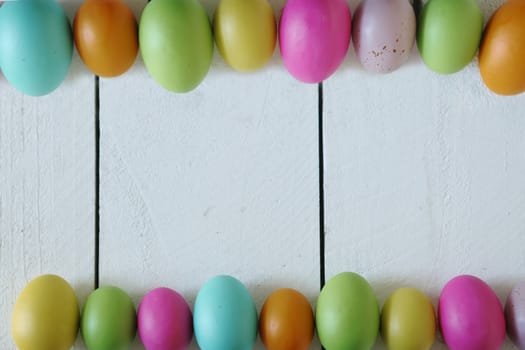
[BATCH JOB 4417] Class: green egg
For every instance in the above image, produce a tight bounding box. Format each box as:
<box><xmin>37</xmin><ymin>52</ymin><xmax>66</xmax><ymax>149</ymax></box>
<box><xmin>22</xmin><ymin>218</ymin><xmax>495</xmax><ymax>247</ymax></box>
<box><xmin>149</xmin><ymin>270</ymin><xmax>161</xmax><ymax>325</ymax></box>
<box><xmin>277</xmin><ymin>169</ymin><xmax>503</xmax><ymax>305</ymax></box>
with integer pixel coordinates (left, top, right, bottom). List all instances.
<box><xmin>316</xmin><ymin>272</ymin><xmax>379</xmax><ymax>350</ymax></box>
<box><xmin>139</xmin><ymin>0</ymin><xmax>213</xmax><ymax>93</ymax></box>
<box><xmin>81</xmin><ymin>286</ymin><xmax>137</xmax><ymax>350</ymax></box>
<box><xmin>417</xmin><ymin>0</ymin><xmax>483</xmax><ymax>74</ymax></box>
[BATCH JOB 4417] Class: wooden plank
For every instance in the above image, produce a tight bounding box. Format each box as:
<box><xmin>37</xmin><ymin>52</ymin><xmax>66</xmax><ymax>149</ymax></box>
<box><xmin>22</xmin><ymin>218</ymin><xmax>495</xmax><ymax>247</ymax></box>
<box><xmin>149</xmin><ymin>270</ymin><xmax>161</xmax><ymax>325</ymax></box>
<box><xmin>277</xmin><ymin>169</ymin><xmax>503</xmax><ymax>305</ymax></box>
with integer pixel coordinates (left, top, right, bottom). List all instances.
<box><xmin>0</xmin><ymin>2</ymin><xmax>94</xmax><ymax>349</ymax></box>
<box><xmin>99</xmin><ymin>1</ymin><xmax>320</xmax><ymax>348</ymax></box>
<box><xmin>324</xmin><ymin>20</ymin><xmax>525</xmax><ymax>350</ymax></box>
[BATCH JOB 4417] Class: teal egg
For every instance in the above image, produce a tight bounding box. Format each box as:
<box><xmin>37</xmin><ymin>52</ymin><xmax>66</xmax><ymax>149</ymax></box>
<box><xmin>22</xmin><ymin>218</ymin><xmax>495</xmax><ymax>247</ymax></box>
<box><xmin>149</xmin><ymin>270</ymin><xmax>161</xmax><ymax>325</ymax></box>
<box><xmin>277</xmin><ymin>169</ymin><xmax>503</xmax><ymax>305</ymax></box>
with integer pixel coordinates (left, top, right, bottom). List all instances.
<box><xmin>316</xmin><ymin>272</ymin><xmax>380</xmax><ymax>350</ymax></box>
<box><xmin>0</xmin><ymin>0</ymin><xmax>73</xmax><ymax>96</ymax></box>
<box><xmin>139</xmin><ymin>0</ymin><xmax>213</xmax><ymax>93</ymax></box>
<box><xmin>194</xmin><ymin>275</ymin><xmax>258</xmax><ymax>350</ymax></box>
<box><xmin>417</xmin><ymin>0</ymin><xmax>483</xmax><ymax>74</ymax></box>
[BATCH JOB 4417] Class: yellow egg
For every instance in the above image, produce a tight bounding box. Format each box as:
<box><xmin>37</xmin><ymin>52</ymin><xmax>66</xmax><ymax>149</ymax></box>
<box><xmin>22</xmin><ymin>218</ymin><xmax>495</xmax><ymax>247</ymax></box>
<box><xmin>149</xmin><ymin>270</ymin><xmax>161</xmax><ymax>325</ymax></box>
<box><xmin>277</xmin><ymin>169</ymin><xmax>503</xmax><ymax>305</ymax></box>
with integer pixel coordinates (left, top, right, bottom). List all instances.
<box><xmin>12</xmin><ymin>274</ymin><xmax>79</xmax><ymax>350</ymax></box>
<box><xmin>381</xmin><ymin>287</ymin><xmax>436</xmax><ymax>350</ymax></box>
<box><xmin>213</xmin><ymin>0</ymin><xmax>276</xmax><ymax>72</ymax></box>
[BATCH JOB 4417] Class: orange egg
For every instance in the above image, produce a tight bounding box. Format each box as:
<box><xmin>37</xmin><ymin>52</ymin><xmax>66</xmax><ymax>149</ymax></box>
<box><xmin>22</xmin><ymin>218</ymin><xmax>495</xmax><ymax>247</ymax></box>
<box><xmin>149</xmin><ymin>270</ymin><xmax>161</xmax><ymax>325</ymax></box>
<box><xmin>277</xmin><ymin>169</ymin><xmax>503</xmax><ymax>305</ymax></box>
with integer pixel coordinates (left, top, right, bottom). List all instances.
<box><xmin>74</xmin><ymin>0</ymin><xmax>138</xmax><ymax>77</ymax></box>
<box><xmin>259</xmin><ymin>288</ymin><xmax>314</xmax><ymax>350</ymax></box>
<box><xmin>479</xmin><ymin>0</ymin><xmax>525</xmax><ymax>95</ymax></box>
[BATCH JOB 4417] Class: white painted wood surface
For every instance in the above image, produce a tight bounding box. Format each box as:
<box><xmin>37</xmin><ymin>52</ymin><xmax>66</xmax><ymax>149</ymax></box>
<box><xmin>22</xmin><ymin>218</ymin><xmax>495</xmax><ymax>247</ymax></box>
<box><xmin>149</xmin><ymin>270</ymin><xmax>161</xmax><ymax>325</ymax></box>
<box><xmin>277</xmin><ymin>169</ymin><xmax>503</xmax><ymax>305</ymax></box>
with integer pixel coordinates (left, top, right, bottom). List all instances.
<box><xmin>324</xmin><ymin>1</ymin><xmax>525</xmax><ymax>349</ymax></box>
<box><xmin>0</xmin><ymin>2</ymin><xmax>94</xmax><ymax>348</ymax></box>
<box><xmin>2</xmin><ymin>0</ymin><xmax>525</xmax><ymax>349</ymax></box>
<box><xmin>98</xmin><ymin>1</ymin><xmax>319</xmax><ymax>349</ymax></box>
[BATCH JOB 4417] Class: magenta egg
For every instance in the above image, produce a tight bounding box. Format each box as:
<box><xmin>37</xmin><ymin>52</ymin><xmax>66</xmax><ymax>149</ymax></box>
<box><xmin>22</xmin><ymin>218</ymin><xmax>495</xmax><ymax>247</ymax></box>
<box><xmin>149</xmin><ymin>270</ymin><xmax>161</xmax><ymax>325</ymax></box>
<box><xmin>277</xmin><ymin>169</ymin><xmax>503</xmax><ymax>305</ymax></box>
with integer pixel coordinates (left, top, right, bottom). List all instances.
<box><xmin>138</xmin><ymin>287</ymin><xmax>193</xmax><ymax>350</ymax></box>
<box><xmin>438</xmin><ymin>275</ymin><xmax>505</xmax><ymax>350</ymax></box>
<box><xmin>279</xmin><ymin>0</ymin><xmax>351</xmax><ymax>83</ymax></box>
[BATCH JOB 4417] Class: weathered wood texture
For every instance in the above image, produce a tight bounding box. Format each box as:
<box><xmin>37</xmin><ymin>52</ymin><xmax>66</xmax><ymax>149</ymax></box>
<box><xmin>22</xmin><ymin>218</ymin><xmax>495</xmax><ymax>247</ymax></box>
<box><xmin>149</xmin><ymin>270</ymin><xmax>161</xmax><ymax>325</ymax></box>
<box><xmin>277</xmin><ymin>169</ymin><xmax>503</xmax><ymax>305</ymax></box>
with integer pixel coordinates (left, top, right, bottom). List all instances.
<box><xmin>98</xmin><ymin>1</ymin><xmax>320</xmax><ymax>348</ymax></box>
<box><xmin>0</xmin><ymin>2</ymin><xmax>94</xmax><ymax>349</ymax></box>
<box><xmin>324</xmin><ymin>2</ymin><xmax>525</xmax><ymax>349</ymax></box>
<box><xmin>2</xmin><ymin>0</ymin><xmax>525</xmax><ymax>349</ymax></box>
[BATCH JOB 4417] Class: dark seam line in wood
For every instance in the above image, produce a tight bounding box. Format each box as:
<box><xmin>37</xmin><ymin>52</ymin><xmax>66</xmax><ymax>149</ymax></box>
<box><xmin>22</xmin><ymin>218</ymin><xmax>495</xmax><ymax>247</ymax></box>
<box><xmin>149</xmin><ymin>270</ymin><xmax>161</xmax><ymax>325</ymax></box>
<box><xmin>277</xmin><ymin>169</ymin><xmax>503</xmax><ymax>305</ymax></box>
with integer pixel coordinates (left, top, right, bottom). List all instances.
<box><xmin>318</xmin><ymin>82</ymin><xmax>325</xmax><ymax>290</ymax></box>
<box><xmin>94</xmin><ymin>75</ymin><xmax>100</xmax><ymax>289</ymax></box>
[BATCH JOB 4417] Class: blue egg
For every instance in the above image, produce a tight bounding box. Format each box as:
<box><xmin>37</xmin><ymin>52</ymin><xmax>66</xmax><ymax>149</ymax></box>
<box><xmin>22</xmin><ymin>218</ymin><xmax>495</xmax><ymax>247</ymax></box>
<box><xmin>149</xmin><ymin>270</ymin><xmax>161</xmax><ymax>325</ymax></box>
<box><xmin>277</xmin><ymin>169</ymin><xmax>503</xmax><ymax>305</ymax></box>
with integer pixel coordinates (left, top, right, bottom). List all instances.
<box><xmin>194</xmin><ymin>275</ymin><xmax>257</xmax><ymax>350</ymax></box>
<box><xmin>0</xmin><ymin>0</ymin><xmax>73</xmax><ymax>96</ymax></box>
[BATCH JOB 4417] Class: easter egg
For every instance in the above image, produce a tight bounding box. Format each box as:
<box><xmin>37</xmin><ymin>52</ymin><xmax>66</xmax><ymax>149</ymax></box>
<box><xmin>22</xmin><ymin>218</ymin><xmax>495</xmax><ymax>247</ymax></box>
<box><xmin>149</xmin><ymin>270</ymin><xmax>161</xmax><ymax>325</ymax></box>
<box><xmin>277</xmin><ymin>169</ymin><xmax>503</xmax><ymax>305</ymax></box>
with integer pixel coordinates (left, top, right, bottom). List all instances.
<box><xmin>12</xmin><ymin>275</ymin><xmax>79</xmax><ymax>350</ymax></box>
<box><xmin>438</xmin><ymin>275</ymin><xmax>505</xmax><ymax>350</ymax></box>
<box><xmin>0</xmin><ymin>0</ymin><xmax>73</xmax><ymax>96</ymax></box>
<box><xmin>479</xmin><ymin>0</ymin><xmax>525</xmax><ymax>95</ymax></box>
<box><xmin>417</xmin><ymin>0</ymin><xmax>482</xmax><ymax>74</ymax></box>
<box><xmin>381</xmin><ymin>287</ymin><xmax>436</xmax><ymax>350</ymax></box>
<box><xmin>316</xmin><ymin>272</ymin><xmax>379</xmax><ymax>350</ymax></box>
<box><xmin>138</xmin><ymin>287</ymin><xmax>193</xmax><ymax>350</ymax></box>
<box><xmin>352</xmin><ymin>0</ymin><xmax>415</xmax><ymax>74</ymax></box>
<box><xmin>214</xmin><ymin>0</ymin><xmax>276</xmax><ymax>72</ymax></box>
<box><xmin>279</xmin><ymin>0</ymin><xmax>351</xmax><ymax>83</ymax></box>
<box><xmin>74</xmin><ymin>0</ymin><xmax>138</xmax><ymax>77</ymax></box>
<box><xmin>505</xmin><ymin>282</ymin><xmax>525</xmax><ymax>349</ymax></box>
<box><xmin>193</xmin><ymin>275</ymin><xmax>257</xmax><ymax>350</ymax></box>
<box><xmin>259</xmin><ymin>288</ymin><xmax>314</xmax><ymax>350</ymax></box>
<box><xmin>81</xmin><ymin>286</ymin><xmax>137</xmax><ymax>350</ymax></box>
<box><xmin>139</xmin><ymin>0</ymin><xmax>213</xmax><ymax>93</ymax></box>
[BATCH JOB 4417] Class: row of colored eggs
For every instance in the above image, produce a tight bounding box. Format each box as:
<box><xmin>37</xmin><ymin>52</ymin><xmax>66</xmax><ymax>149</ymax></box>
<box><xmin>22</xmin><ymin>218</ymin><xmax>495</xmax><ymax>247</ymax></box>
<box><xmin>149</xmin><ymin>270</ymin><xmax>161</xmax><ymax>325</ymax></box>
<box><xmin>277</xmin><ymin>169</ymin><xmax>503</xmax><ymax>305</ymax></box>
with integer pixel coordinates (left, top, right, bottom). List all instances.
<box><xmin>11</xmin><ymin>272</ymin><xmax>525</xmax><ymax>350</ymax></box>
<box><xmin>0</xmin><ymin>0</ymin><xmax>524</xmax><ymax>97</ymax></box>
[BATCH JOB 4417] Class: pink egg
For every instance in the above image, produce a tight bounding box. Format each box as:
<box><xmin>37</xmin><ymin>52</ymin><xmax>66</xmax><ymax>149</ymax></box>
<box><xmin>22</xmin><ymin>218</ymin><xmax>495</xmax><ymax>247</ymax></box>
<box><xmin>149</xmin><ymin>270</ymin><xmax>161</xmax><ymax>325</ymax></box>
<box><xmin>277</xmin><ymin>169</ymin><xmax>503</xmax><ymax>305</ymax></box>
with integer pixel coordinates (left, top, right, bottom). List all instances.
<box><xmin>279</xmin><ymin>0</ymin><xmax>351</xmax><ymax>83</ymax></box>
<box><xmin>438</xmin><ymin>275</ymin><xmax>505</xmax><ymax>350</ymax></box>
<box><xmin>138</xmin><ymin>287</ymin><xmax>193</xmax><ymax>350</ymax></box>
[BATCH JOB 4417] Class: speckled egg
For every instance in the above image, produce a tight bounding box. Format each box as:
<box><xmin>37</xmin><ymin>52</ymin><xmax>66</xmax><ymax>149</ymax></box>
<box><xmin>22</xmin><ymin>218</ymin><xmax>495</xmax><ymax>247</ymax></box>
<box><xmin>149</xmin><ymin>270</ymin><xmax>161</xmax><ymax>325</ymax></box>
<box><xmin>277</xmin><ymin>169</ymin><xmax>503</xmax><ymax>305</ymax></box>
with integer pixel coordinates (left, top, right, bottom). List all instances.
<box><xmin>505</xmin><ymin>282</ymin><xmax>525</xmax><ymax>349</ymax></box>
<box><xmin>352</xmin><ymin>0</ymin><xmax>415</xmax><ymax>73</ymax></box>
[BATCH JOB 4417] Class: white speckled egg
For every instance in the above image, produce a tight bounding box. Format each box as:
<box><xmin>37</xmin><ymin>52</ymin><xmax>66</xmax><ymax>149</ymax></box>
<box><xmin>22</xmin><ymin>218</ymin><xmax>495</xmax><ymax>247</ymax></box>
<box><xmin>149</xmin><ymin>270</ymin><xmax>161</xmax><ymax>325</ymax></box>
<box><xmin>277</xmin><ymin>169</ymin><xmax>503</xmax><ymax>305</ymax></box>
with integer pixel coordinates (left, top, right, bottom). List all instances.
<box><xmin>352</xmin><ymin>0</ymin><xmax>416</xmax><ymax>73</ymax></box>
<box><xmin>506</xmin><ymin>282</ymin><xmax>525</xmax><ymax>349</ymax></box>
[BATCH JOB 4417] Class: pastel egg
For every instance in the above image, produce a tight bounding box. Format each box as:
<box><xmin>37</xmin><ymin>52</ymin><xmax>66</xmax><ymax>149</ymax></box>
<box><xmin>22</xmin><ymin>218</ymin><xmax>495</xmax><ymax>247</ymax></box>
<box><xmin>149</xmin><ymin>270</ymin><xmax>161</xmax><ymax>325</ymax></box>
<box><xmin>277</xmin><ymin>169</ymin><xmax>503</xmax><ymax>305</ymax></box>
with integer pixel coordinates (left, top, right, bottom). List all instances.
<box><xmin>214</xmin><ymin>0</ymin><xmax>276</xmax><ymax>72</ymax></box>
<box><xmin>139</xmin><ymin>0</ymin><xmax>213</xmax><ymax>93</ymax></box>
<box><xmin>438</xmin><ymin>275</ymin><xmax>505</xmax><ymax>350</ymax></box>
<box><xmin>381</xmin><ymin>287</ymin><xmax>436</xmax><ymax>350</ymax></box>
<box><xmin>417</xmin><ymin>0</ymin><xmax>483</xmax><ymax>74</ymax></box>
<box><xmin>193</xmin><ymin>275</ymin><xmax>257</xmax><ymax>350</ymax></box>
<box><xmin>259</xmin><ymin>288</ymin><xmax>314</xmax><ymax>350</ymax></box>
<box><xmin>505</xmin><ymin>282</ymin><xmax>525</xmax><ymax>349</ymax></box>
<box><xmin>12</xmin><ymin>275</ymin><xmax>79</xmax><ymax>350</ymax></box>
<box><xmin>74</xmin><ymin>0</ymin><xmax>138</xmax><ymax>77</ymax></box>
<box><xmin>479</xmin><ymin>0</ymin><xmax>525</xmax><ymax>95</ymax></box>
<box><xmin>0</xmin><ymin>0</ymin><xmax>73</xmax><ymax>96</ymax></box>
<box><xmin>316</xmin><ymin>272</ymin><xmax>379</xmax><ymax>350</ymax></box>
<box><xmin>352</xmin><ymin>0</ymin><xmax>415</xmax><ymax>73</ymax></box>
<box><xmin>81</xmin><ymin>286</ymin><xmax>137</xmax><ymax>349</ymax></box>
<box><xmin>279</xmin><ymin>0</ymin><xmax>351</xmax><ymax>83</ymax></box>
<box><xmin>138</xmin><ymin>287</ymin><xmax>193</xmax><ymax>350</ymax></box>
